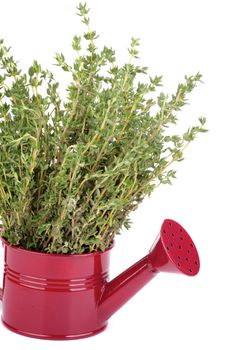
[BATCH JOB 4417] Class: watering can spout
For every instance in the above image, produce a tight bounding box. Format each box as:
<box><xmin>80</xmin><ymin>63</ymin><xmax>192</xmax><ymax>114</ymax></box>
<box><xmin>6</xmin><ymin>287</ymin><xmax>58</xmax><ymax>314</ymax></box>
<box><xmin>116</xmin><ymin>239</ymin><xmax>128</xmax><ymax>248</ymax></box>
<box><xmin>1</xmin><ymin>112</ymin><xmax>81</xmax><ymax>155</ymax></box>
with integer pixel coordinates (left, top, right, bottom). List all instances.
<box><xmin>99</xmin><ymin>219</ymin><xmax>200</xmax><ymax>322</ymax></box>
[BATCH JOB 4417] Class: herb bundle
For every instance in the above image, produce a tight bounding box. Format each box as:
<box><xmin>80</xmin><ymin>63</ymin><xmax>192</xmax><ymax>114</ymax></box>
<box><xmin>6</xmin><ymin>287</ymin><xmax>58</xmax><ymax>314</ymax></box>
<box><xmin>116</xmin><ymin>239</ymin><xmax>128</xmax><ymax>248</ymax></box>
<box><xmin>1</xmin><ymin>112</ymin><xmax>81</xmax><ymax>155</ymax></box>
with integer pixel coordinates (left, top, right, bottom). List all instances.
<box><xmin>0</xmin><ymin>3</ymin><xmax>207</xmax><ymax>253</ymax></box>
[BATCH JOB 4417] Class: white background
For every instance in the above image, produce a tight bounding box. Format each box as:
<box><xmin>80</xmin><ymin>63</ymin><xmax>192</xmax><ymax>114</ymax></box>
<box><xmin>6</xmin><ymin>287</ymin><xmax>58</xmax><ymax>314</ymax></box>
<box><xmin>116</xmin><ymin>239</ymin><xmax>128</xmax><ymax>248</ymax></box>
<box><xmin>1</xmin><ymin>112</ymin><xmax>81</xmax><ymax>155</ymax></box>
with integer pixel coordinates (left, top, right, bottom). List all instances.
<box><xmin>0</xmin><ymin>0</ymin><xmax>231</xmax><ymax>349</ymax></box>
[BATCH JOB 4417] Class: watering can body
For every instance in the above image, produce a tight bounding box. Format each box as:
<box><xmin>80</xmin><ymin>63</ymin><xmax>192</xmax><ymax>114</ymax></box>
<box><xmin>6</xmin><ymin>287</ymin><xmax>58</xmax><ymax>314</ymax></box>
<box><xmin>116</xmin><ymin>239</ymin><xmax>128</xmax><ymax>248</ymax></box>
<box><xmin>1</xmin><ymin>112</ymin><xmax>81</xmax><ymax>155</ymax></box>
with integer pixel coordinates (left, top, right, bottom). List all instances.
<box><xmin>0</xmin><ymin>219</ymin><xmax>200</xmax><ymax>339</ymax></box>
<box><xmin>0</xmin><ymin>240</ymin><xmax>112</xmax><ymax>339</ymax></box>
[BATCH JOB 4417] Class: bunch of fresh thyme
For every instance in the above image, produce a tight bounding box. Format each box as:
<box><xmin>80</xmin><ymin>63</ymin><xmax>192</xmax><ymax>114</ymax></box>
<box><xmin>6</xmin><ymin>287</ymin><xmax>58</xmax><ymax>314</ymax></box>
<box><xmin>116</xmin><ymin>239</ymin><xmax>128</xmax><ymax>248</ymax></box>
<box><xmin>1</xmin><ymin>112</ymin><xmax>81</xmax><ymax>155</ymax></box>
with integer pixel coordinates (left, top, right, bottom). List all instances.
<box><xmin>0</xmin><ymin>3</ymin><xmax>207</xmax><ymax>253</ymax></box>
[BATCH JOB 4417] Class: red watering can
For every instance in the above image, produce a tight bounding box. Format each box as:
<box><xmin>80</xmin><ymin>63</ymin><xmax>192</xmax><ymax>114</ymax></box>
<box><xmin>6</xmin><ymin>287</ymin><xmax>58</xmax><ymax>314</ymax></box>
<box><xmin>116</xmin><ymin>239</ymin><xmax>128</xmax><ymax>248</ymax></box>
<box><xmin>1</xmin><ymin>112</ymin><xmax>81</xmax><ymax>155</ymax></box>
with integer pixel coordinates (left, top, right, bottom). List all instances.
<box><xmin>0</xmin><ymin>219</ymin><xmax>200</xmax><ymax>339</ymax></box>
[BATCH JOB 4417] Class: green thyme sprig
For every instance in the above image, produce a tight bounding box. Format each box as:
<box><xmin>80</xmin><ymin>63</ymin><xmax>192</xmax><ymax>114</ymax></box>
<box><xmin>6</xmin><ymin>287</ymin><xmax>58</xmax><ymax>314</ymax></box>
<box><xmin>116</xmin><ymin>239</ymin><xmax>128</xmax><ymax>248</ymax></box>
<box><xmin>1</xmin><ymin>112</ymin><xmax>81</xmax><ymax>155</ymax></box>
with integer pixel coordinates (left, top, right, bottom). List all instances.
<box><xmin>0</xmin><ymin>3</ymin><xmax>207</xmax><ymax>253</ymax></box>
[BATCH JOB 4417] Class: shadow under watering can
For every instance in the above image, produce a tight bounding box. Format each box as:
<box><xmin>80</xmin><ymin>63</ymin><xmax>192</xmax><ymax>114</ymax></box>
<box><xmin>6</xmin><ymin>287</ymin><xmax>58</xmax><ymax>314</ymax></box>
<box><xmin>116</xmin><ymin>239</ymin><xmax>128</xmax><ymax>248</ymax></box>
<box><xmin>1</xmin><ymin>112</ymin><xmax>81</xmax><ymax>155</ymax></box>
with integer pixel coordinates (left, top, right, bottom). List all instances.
<box><xmin>0</xmin><ymin>219</ymin><xmax>200</xmax><ymax>339</ymax></box>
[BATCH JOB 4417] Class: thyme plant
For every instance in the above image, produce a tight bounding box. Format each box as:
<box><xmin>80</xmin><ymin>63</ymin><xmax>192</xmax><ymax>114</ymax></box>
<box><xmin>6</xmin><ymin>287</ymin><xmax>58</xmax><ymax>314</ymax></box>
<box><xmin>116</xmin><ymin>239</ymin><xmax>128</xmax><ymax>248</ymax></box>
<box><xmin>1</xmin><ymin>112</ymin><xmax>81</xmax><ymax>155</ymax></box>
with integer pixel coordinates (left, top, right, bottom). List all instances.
<box><xmin>0</xmin><ymin>3</ymin><xmax>207</xmax><ymax>253</ymax></box>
